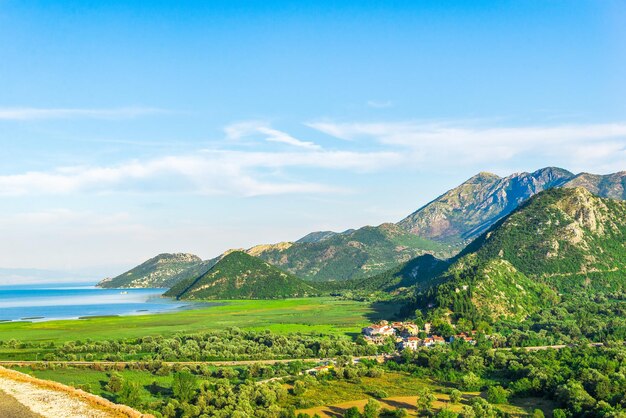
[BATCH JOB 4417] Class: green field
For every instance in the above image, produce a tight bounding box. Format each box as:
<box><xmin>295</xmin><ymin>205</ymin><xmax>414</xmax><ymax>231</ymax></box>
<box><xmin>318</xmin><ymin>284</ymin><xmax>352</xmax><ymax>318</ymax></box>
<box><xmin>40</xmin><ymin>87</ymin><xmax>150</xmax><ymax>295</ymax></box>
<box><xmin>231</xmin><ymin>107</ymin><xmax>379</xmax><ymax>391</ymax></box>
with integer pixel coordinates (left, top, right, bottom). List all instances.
<box><xmin>0</xmin><ymin>298</ymin><xmax>396</xmax><ymax>343</ymax></box>
<box><xmin>14</xmin><ymin>366</ymin><xmax>548</xmax><ymax>417</ymax></box>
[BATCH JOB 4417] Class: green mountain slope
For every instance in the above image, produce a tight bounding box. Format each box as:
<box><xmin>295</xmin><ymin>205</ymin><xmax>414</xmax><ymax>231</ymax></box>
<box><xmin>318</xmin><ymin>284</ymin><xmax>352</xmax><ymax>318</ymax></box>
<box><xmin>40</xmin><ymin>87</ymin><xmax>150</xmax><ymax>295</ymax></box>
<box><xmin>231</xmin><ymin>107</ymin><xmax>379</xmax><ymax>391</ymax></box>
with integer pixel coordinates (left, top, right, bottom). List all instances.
<box><xmin>97</xmin><ymin>253</ymin><xmax>203</xmax><ymax>288</ymax></box>
<box><xmin>165</xmin><ymin>251</ymin><xmax>318</xmax><ymax>300</ymax></box>
<box><xmin>425</xmin><ymin>187</ymin><xmax>626</xmax><ymax>322</ymax></box>
<box><xmin>250</xmin><ymin>223</ymin><xmax>454</xmax><ymax>282</ymax></box>
<box><xmin>355</xmin><ymin>254</ymin><xmax>449</xmax><ymax>293</ymax></box>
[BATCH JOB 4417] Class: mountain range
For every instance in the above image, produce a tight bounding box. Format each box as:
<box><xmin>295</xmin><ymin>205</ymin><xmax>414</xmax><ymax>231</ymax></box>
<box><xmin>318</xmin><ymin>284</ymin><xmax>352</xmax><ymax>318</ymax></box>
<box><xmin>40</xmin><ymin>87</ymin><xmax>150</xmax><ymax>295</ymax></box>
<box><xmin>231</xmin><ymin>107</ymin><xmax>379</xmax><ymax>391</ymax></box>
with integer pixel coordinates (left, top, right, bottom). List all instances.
<box><xmin>397</xmin><ymin>167</ymin><xmax>626</xmax><ymax>244</ymax></box>
<box><xmin>97</xmin><ymin>167</ymin><xmax>626</xmax><ymax>304</ymax></box>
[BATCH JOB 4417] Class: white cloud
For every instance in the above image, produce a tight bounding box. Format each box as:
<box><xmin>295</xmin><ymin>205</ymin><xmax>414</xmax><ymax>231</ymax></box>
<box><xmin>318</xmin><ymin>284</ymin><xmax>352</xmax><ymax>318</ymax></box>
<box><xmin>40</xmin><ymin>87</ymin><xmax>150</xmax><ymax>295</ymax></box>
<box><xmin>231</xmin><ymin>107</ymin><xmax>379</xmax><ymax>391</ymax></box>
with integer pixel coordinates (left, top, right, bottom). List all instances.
<box><xmin>225</xmin><ymin>121</ymin><xmax>321</xmax><ymax>149</ymax></box>
<box><xmin>0</xmin><ymin>149</ymin><xmax>402</xmax><ymax>197</ymax></box>
<box><xmin>0</xmin><ymin>107</ymin><xmax>164</xmax><ymax>120</ymax></box>
<box><xmin>308</xmin><ymin>120</ymin><xmax>626</xmax><ymax>172</ymax></box>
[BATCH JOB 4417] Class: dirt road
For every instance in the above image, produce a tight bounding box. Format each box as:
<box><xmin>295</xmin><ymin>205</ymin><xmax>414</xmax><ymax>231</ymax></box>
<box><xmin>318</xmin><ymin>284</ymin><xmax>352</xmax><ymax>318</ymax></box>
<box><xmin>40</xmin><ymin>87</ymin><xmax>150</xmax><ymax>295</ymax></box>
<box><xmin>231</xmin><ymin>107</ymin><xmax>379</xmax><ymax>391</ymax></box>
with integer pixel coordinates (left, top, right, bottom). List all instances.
<box><xmin>0</xmin><ymin>389</ymin><xmax>44</xmax><ymax>418</ymax></box>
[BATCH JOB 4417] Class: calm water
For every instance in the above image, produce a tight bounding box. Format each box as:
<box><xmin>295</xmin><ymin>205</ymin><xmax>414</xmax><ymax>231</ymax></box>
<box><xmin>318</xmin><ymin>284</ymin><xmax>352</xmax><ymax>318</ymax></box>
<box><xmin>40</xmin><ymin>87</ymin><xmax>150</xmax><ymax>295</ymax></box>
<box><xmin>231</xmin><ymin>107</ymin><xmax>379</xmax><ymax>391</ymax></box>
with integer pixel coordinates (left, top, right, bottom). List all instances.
<box><xmin>0</xmin><ymin>284</ymin><xmax>196</xmax><ymax>322</ymax></box>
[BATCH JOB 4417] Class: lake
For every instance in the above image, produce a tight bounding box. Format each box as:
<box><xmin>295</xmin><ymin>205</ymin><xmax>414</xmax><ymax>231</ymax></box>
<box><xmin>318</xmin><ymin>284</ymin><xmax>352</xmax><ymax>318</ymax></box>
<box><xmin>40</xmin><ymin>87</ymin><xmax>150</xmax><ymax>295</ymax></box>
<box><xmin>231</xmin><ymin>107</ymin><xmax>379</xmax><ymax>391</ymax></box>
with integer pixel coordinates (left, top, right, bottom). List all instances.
<box><xmin>0</xmin><ymin>284</ymin><xmax>196</xmax><ymax>322</ymax></box>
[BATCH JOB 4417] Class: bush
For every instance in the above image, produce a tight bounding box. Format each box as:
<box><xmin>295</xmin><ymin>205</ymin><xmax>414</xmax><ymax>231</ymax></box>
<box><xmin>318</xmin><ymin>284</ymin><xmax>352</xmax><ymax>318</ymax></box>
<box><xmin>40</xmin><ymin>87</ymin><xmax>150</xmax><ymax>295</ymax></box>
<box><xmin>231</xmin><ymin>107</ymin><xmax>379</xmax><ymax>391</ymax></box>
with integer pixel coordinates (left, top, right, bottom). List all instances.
<box><xmin>105</xmin><ymin>373</ymin><xmax>124</xmax><ymax>393</ymax></box>
<box><xmin>486</xmin><ymin>385</ymin><xmax>509</xmax><ymax>404</ymax></box>
<box><xmin>449</xmin><ymin>389</ymin><xmax>462</xmax><ymax>404</ymax></box>
<box><xmin>371</xmin><ymin>390</ymin><xmax>388</xmax><ymax>399</ymax></box>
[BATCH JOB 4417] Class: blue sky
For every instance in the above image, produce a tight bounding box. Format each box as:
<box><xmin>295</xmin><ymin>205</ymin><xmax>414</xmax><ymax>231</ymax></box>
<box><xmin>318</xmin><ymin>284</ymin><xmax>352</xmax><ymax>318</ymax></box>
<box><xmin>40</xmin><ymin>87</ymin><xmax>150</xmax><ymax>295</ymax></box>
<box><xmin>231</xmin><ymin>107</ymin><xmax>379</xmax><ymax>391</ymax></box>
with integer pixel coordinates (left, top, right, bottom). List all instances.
<box><xmin>1</xmin><ymin>0</ymin><xmax>625</xmax><ymax>277</ymax></box>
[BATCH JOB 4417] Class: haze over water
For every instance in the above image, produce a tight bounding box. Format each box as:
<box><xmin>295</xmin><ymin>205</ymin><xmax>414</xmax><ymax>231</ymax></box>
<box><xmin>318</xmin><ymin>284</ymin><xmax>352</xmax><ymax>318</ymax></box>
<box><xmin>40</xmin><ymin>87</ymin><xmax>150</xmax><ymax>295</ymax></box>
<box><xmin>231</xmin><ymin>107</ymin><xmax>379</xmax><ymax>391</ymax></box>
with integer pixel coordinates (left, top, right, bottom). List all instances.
<box><xmin>0</xmin><ymin>284</ymin><xmax>194</xmax><ymax>322</ymax></box>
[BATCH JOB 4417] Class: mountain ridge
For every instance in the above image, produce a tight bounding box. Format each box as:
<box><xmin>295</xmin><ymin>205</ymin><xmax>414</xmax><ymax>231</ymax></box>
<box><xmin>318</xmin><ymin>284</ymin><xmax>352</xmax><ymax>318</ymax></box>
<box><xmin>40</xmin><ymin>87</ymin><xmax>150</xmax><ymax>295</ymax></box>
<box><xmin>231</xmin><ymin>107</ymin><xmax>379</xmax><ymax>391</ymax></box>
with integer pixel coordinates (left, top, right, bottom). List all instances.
<box><xmin>165</xmin><ymin>251</ymin><xmax>317</xmax><ymax>300</ymax></box>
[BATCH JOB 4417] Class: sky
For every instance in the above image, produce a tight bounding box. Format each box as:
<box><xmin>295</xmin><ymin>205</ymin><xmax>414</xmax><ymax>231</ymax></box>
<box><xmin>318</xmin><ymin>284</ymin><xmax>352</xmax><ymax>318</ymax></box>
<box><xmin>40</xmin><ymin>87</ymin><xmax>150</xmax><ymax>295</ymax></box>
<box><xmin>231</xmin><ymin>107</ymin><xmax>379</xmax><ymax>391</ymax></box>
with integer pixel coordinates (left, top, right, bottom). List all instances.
<box><xmin>1</xmin><ymin>0</ymin><xmax>625</xmax><ymax>279</ymax></box>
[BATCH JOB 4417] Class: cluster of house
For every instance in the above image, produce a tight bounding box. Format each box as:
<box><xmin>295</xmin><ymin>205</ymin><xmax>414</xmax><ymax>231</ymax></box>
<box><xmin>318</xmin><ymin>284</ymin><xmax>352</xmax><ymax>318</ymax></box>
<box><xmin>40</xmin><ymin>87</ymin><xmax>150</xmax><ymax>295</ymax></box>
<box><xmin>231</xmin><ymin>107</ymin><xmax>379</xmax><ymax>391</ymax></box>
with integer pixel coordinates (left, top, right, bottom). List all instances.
<box><xmin>361</xmin><ymin>320</ymin><xmax>477</xmax><ymax>351</ymax></box>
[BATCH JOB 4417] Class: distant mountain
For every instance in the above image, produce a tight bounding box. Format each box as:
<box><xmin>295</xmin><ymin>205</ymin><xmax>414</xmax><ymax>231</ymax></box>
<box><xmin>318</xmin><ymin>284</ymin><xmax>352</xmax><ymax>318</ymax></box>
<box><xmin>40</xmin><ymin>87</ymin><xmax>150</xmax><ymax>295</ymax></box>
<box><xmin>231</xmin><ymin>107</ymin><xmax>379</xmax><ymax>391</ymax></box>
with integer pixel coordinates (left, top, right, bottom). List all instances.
<box><xmin>425</xmin><ymin>187</ymin><xmax>626</xmax><ymax>322</ymax></box>
<box><xmin>249</xmin><ymin>223</ymin><xmax>454</xmax><ymax>282</ymax></box>
<box><xmin>563</xmin><ymin>171</ymin><xmax>626</xmax><ymax>200</ymax></box>
<box><xmin>397</xmin><ymin>167</ymin><xmax>575</xmax><ymax>244</ymax></box>
<box><xmin>165</xmin><ymin>251</ymin><xmax>317</xmax><ymax>300</ymax></box>
<box><xmin>97</xmin><ymin>253</ymin><xmax>203</xmax><ymax>288</ymax></box>
<box><xmin>297</xmin><ymin>231</ymin><xmax>337</xmax><ymax>243</ymax></box>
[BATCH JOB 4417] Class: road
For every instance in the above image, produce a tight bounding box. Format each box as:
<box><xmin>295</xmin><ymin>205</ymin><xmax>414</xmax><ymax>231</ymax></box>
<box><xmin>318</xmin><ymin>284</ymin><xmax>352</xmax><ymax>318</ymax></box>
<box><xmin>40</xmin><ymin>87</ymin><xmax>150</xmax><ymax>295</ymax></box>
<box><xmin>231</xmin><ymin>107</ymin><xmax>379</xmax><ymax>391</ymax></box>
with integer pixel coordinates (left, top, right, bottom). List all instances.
<box><xmin>0</xmin><ymin>355</ymin><xmax>388</xmax><ymax>368</ymax></box>
<box><xmin>0</xmin><ymin>344</ymin><xmax>606</xmax><ymax>368</ymax></box>
<box><xmin>0</xmin><ymin>389</ymin><xmax>43</xmax><ymax>418</ymax></box>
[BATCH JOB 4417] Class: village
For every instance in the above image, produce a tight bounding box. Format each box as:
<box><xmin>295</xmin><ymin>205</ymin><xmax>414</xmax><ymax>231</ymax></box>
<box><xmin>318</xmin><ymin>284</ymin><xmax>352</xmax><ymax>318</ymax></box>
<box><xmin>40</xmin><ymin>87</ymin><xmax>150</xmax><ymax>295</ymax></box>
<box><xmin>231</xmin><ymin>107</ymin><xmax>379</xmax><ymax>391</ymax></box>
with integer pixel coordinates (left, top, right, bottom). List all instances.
<box><xmin>361</xmin><ymin>320</ymin><xmax>477</xmax><ymax>350</ymax></box>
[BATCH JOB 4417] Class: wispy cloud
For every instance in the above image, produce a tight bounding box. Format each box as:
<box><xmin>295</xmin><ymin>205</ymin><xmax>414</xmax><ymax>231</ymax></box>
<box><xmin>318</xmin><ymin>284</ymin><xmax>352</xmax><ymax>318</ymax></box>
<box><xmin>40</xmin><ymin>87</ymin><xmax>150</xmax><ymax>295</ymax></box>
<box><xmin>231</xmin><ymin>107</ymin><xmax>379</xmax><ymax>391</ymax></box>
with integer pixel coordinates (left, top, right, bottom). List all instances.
<box><xmin>0</xmin><ymin>107</ymin><xmax>164</xmax><ymax>120</ymax></box>
<box><xmin>366</xmin><ymin>100</ymin><xmax>393</xmax><ymax>109</ymax></box>
<box><xmin>308</xmin><ymin>120</ymin><xmax>626</xmax><ymax>172</ymax></box>
<box><xmin>0</xmin><ymin>149</ymin><xmax>401</xmax><ymax>197</ymax></box>
<box><xmin>225</xmin><ymin>120</ymin><xmax>321</xmax><ymax>149</ymax></box>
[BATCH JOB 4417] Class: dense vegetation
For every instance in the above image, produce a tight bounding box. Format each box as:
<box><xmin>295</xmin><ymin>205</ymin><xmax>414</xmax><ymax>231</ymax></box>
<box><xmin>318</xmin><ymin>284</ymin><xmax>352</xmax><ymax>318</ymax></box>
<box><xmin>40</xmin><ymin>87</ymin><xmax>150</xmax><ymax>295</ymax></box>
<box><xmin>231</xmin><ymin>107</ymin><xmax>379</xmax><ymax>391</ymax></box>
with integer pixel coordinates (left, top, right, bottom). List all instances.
<box><xmin>12</xmin><ymin>333</ymin><xmax>626</xmax><ymax>417</ymax></box>
<box><xmin>166</xmin><ymin>252</ymin><xmax>318</xmax><ymax>300</ymax></box>
<box><xmin>247</xmin><ymin>223</ymin><xmax>453</xmax><ymax>282</ymax></box>
<box><xmin>0</xmin><ymin>328</ymin><xmax>377</xmax><ymax>362</ymax></box>
<box><xmin>420</xmin><ymin>188</ymin><xmax>626</xmax><ymax>322</ymax></box>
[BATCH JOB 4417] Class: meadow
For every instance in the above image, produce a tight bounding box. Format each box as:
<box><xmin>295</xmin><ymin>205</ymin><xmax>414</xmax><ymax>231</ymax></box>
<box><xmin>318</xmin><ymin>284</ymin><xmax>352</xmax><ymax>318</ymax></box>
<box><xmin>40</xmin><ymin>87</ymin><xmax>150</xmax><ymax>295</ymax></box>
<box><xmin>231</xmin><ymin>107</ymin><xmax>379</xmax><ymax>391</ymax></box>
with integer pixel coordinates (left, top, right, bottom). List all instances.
<box><xmin>0</xmin><ymin>298</ymin><xmax>396</xmax><ymax>344</ymax></box>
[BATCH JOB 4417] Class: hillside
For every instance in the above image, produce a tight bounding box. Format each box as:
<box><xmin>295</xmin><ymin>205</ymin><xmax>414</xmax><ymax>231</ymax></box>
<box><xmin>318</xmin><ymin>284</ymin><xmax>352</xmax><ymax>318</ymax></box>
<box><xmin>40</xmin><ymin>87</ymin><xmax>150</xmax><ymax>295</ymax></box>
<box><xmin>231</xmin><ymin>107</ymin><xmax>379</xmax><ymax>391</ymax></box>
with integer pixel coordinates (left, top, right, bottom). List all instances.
<box><xmin>249</xmin><ymin>223</ymin><xmax>454</xmax><ymax>282</ymax></box>
<box><xmin>425</xmin><ymin>187</ymin><xmax>626</xmax><ymax>322</ymax></box>
<box><xmin>97</xmin><ymin>253</ymin><xmax>203</xmax><ymax>288</ymax></box>
<box><xmin>329</xmin><ymin>254</ymin><xmax>450</xmax><ymax>295</ymax></box>
<box><xmin>165</xmin><ymin>251</ymin><xmax>318</xmax><ymax>299</ymax></box>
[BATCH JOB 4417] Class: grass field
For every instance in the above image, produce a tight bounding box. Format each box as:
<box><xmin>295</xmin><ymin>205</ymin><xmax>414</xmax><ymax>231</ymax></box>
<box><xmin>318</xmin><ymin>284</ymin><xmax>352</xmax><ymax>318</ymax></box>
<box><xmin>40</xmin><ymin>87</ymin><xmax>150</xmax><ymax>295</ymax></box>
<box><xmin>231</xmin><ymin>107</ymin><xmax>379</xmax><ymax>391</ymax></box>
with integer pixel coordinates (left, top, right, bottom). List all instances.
<box><xmin>0</xmin><ymin>298</ymin><xmax>396</xmax><ymax>343</ymax></box>
<box><xmin>289</xmin><ymin>373</ymin><xmax>553</xmax><ymax>417</ymax></box>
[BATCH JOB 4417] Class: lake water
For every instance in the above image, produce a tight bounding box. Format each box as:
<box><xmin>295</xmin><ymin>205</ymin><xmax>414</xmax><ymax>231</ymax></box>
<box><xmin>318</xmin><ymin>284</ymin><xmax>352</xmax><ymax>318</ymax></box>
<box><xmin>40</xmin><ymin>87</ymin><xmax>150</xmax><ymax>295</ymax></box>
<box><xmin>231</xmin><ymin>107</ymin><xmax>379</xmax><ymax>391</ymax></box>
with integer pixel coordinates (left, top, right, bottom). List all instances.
<box><xmin>0</xmin><ymin>284</ymin><xmax>196</xmax><ymax>322</ymax></box>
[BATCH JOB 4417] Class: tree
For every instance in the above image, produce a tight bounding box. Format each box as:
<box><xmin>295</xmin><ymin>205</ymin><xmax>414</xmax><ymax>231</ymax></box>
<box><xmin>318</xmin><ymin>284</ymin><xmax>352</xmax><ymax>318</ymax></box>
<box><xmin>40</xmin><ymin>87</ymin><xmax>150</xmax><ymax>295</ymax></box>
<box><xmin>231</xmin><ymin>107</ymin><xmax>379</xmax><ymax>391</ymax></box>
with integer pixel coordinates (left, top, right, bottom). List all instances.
<box><xmin>461</xmin><ymin>372</ymin><xmax>482</xmax><ymax>391</ymax></box>
<box><xmin>363</xmin><ymin>398</ymin><xmax>381</xmax><ymax>418</ymax></box>
<box><xmin>486</xmin><ymin>386</ymin><xmax>509</xmax><ymax>404</ymax></box>
<box><xmin>343</xmin><ymin>406</ymin><xmax>361</xmax><ymax>418</ymax></box>
<box><xmin>467</xmin><ymin>398</ymin><xmax>497</xmax><ymax>418</ymax></box>
<box><xmin>118</xmin><ymin>381</ymin><xmax>142</xmax><ymax>407</ymax></box>
<box><xmin>416</xmin><ymin>387</ymin><xmax>436</xmax><ymax>413</ymax></box>
<box><xmin>105</xmin><ymin>373</ymin><xmax>124</xmax><ymax>393</ymax></box>
<box><xmin>555</xmin><ymin>381</ymin><xmax>596</xmax><ymax>415</ymax></box>
<box><xmin>172</xmin><ymin>371</ymin><xmax>198</xmax><ymax>403</ymax></box>
<box><xmin>532</xmin><ymin>410</ymin><xmax>545</xmax><ymax>418</ymax></box>
<box><xmin>552</xmin><ymin>410</ymin><xmax>567</xmax><ymax>418</ymax></box>
<box><xmin>292</xmin><ymin>380</ymin><xmax>306</xmax><ymax>396</ymax></box>
<box><xmin>450</xmin><ymin>389</ymin><xmax>462</xmax><ymax>404</ymax></box>
<box><xmin>436</xmin><ymin>409</ymin><xmax>459</xmax><ymax>418</ymax></box>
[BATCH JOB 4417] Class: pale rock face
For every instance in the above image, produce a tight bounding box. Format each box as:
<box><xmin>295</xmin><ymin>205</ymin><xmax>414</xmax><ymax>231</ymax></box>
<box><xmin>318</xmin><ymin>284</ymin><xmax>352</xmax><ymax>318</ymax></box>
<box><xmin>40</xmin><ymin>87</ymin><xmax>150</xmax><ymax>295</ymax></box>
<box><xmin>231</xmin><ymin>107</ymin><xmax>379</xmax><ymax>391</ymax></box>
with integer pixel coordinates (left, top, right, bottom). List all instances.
<box><xmin>397</xmin><ymin>167</ymin><xmax>575</xmax><ymax>243</ymax></box>
<box><xmin>398</xmin><ymin>167</ymin><xmax>626</xmax><ymax>244</ymax></box>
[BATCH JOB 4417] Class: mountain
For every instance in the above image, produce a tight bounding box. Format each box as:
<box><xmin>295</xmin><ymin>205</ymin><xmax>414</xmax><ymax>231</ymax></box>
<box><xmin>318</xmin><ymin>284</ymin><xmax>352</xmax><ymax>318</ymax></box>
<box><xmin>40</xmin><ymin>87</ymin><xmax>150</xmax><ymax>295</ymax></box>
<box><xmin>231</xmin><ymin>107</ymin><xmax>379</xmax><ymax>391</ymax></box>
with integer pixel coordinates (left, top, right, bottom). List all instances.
<box><xmin>334</xmin><ymin>254</ymin><xmax>450</xmax><ymax>294</ymax></box>
<box><xmin>398</xmin><ymin>168</ymin><xmax>626</xmax><ymax>246</ymax></box>
<box><xmin>397</xmin><ymin>167</ymin><xmax>575</xmax><ymax>244</ymax></box>
<box><xmin>425</xmin><ymin>187</ymin><xmax>626</xmax><ymax>322</ymax></box>
<box><xmin>296</xmin><ymin>231</ymin><xmax>338</xmax><ymax>243</ymax></box>
<box><xmin>165</xmin><ymin>251</ymin><xmax>317</xmax><ymax>300</ymax></box>
<box><xmin>248</xmin><ymin>223</ymin><xmax>454</xmax><ymax>282</ymax></box>
<box><xmin>97</xmin><ymin>253</ymin><xmax>203</xmax><ymax>288</ymax></box>
<box><xmin>563</xmin><ymin>171</ymin><xmax>626</xmax><ymax>200</ymax></box>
